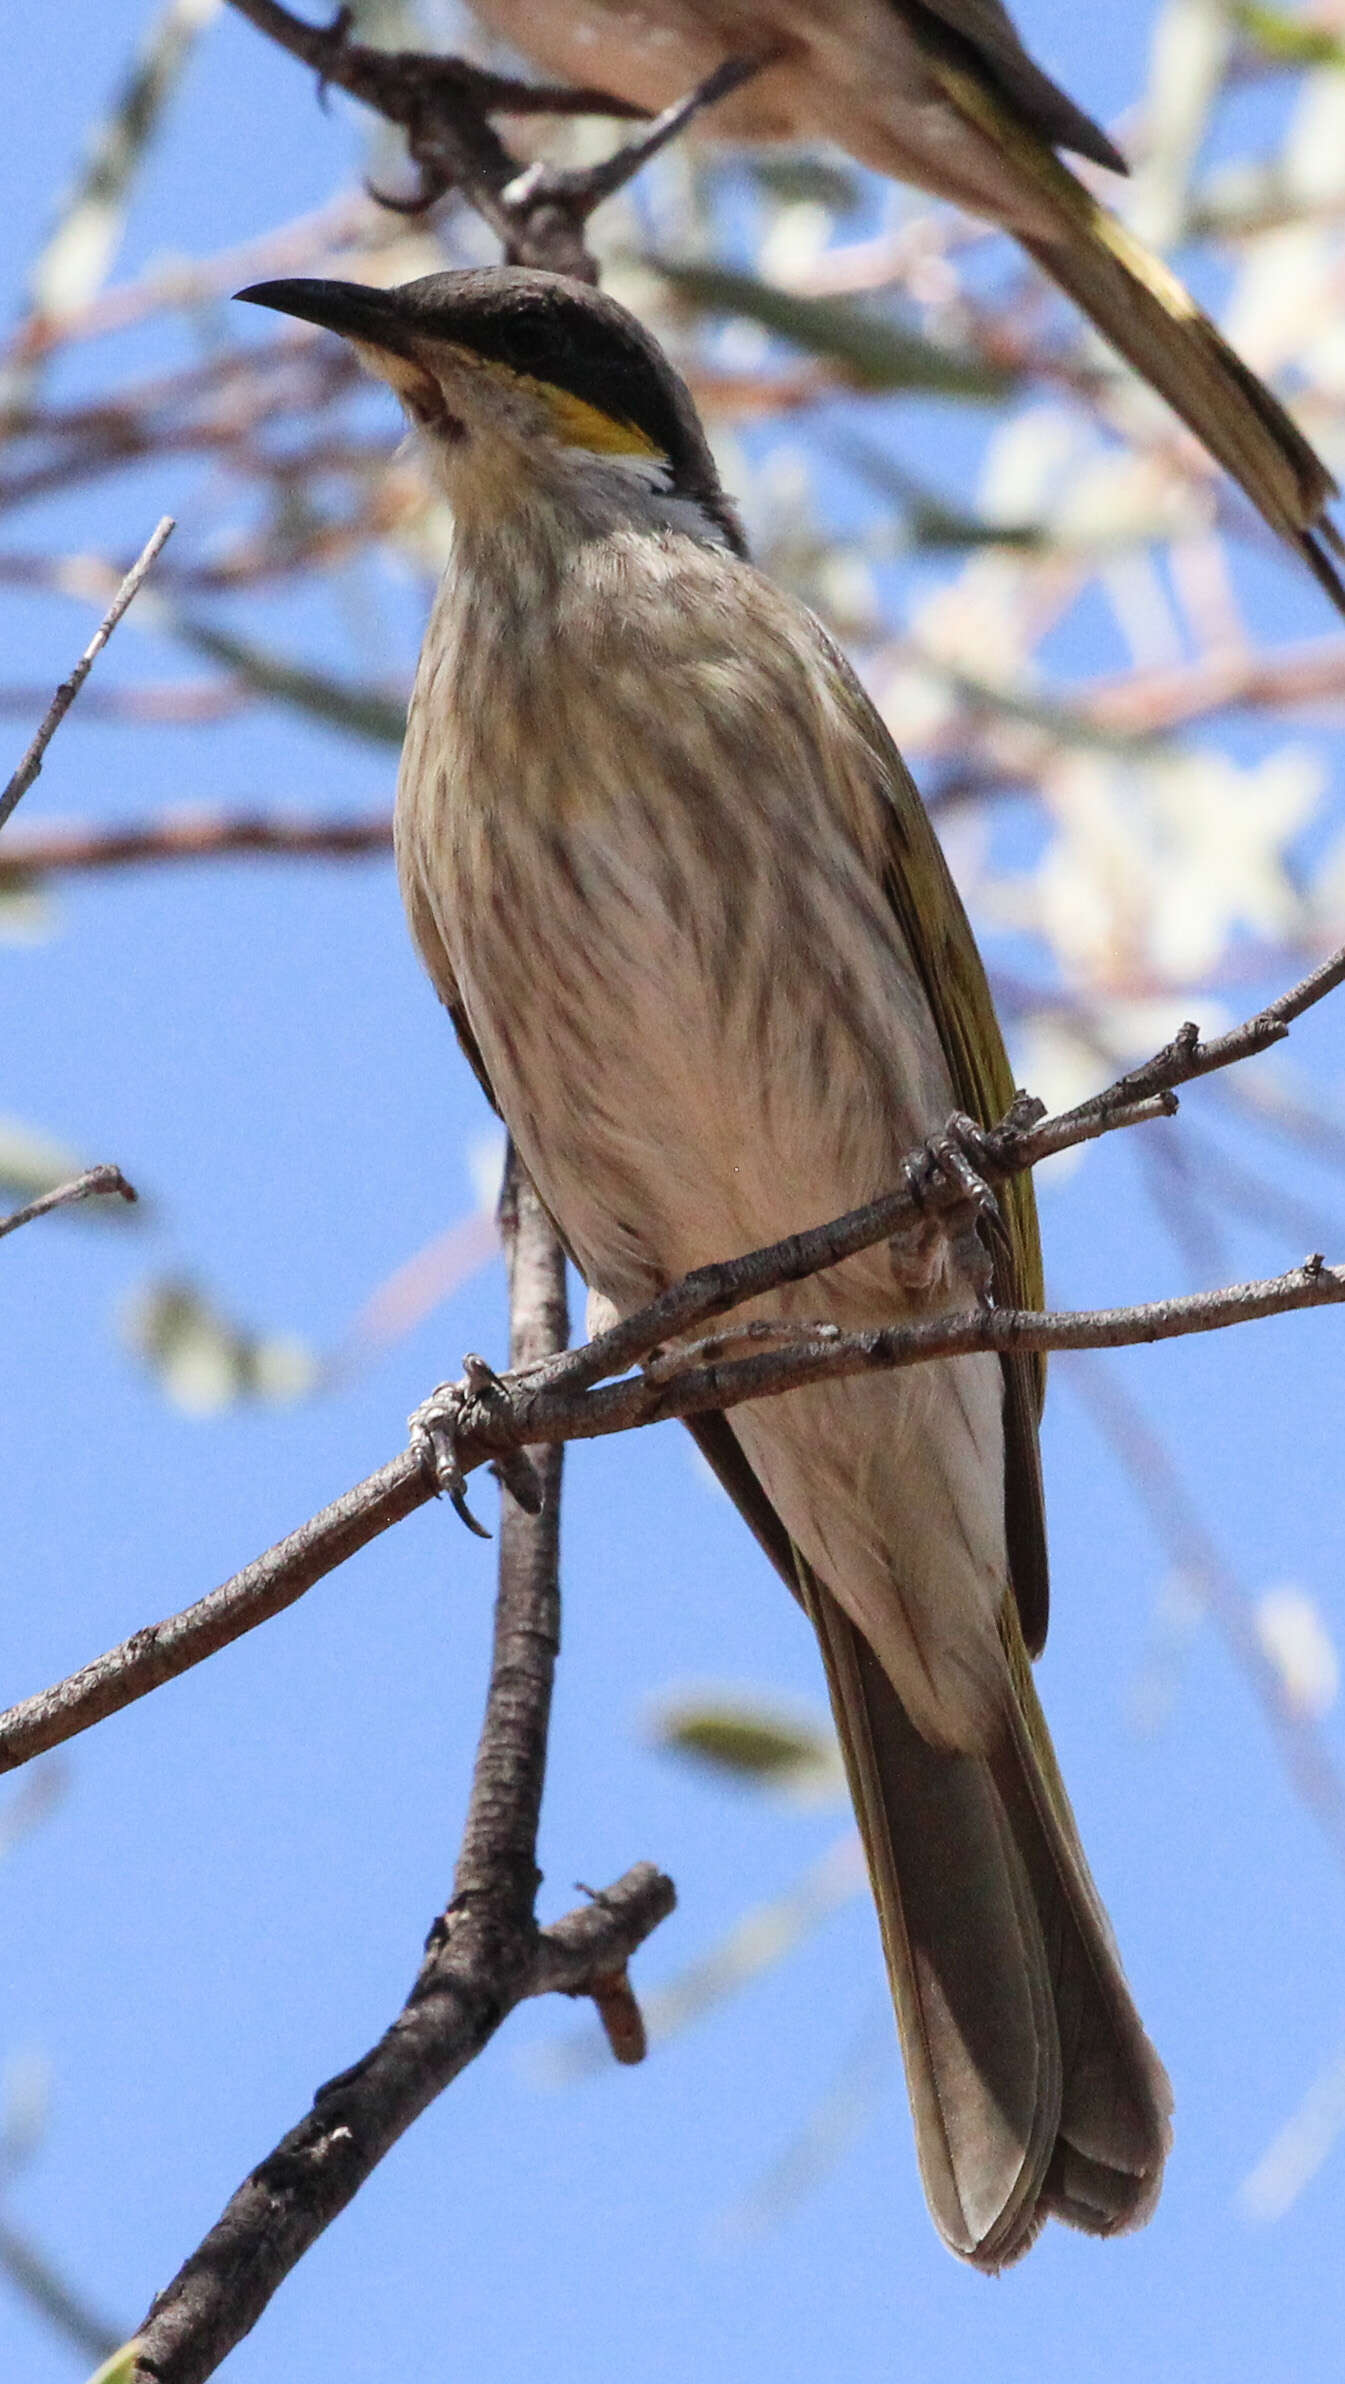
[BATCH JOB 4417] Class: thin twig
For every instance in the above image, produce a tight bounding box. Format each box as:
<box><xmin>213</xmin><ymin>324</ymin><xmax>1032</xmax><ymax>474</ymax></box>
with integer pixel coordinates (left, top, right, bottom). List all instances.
<box><xmin>1066</xmin><ymin>1359</ymin><xmax>1345</xmax><ymax>1875</ymax></box>
<box><xmin>0</xmin><ymin>518</ymin><xmax>173</xmax><ymax>833</ymax></box>
<box><xmin>0</xmin><ymin>1165</ymin><xmax>137</xmax><ymax>1243</ymax></box>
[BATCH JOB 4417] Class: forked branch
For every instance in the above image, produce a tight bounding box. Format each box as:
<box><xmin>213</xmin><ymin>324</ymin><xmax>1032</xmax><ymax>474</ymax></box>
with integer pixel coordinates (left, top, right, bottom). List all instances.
<box><xmin>3</xmin><ymin>943</ymin><xmax>1343</xmax><ymax>1783</ymax></box>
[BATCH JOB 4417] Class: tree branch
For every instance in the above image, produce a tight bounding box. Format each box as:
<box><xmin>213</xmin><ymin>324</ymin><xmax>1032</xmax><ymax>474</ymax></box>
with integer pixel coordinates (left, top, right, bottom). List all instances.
<box><xmin>3</xmin><ymin>949</ymin><xmax>1342</xmax><ymax>1776</ymax></box>
<box><xmin>0</xmin><ymin>1164</ymin><xmax>137</xmax><ymax>1242</ymax></box>
<box><xmin>4</xmin><ymin>1257</ymin><xmax>1343</xmax><ymax>1779</ymax></box>
<box><xmin>0</xmin><ymin>809</ymin><xmax>392</xmax><ymax>882</ymax></box>
<box><xmin>120</xmin><ymin>1158</ymin><xmax>673</xmax><ymax>2382</ymax></box>
<box><xmin>0</xmin><ymin>518</ymin><xmax>172</xmax><ymax>834</ymax></box>
<box><xmin>226</xmin><ymin>0</ymin><xmax>763</xmax><ymax>278</ymax></box>
<box><xmin>124</xmin><ymin>1861</ymin><xmax>673</xmax><ymax>2384</ymax></box>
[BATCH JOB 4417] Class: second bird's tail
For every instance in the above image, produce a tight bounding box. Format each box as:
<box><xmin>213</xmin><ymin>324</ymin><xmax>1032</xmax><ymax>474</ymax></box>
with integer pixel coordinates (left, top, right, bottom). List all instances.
<box><xmin>928</xmin><ymin>53</ymin><xmax>1345</xmax><ymax>611</ymax></box>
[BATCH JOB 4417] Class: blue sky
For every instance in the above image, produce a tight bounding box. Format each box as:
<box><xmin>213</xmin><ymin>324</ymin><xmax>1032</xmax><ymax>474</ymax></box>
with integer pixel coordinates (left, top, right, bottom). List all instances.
<box><xmin>3</xmin><ymin>4</ymin><xmax>1345</xmax><ymax>2380</ymax></box>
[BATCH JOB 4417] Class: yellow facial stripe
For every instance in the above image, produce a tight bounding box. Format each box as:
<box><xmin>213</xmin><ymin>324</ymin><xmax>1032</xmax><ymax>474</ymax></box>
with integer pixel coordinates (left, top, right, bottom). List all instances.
<box><xmin>534</xmin><ymin>379</ymin><xmax>664</xmax><ymax>459</ymax></box>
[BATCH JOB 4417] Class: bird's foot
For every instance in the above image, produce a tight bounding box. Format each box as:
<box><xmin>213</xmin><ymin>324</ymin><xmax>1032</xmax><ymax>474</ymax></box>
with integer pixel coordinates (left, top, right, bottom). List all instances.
<box><xmin>409</xmin><ymin>1353</ymin><xmax>544</xmax><ymax>1535</ymax></box>
<box><xmin>897</xmin><ymin>1113</ymin><xmax>1003</xmax><ymax>1302</ymax></box>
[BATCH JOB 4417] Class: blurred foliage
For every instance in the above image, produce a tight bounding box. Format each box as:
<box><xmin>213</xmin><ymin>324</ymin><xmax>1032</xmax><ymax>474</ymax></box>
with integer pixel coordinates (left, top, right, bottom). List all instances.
<box><xmin>654</xmin><ymin>261</ymin><xmax>1018</xmax><ymax>397</ymax></box>
<box><xmin>120</xmin><ymin>1277</ymin><xmax>320</xmax><ymax>1412</ymax></box>
<box><xmin>651</xmin><ymin>1691</ymin><xmax>845</xmax><ymax>1804</ymax></box>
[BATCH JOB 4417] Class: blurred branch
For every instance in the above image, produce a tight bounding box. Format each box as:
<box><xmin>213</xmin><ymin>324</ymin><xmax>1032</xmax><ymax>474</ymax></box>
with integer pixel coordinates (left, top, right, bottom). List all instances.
<box><xmin>1086</xmin><ymin>633</ymin><xmax>1345</xmax><ymax>735</ymax></box>
<box><xmin>0</xmin><ymin>1165</ymin><xmax>137</xmax><ymax>1243</ymax></box>
<box><xmin>4</xmin><ymin>944</ymin><xmax>1344</xmax><ymax>1776</ymax></box>
<box><xmin>0</xmin><ymin>808</ymin><xmax>392</xmax><ymax>883</ymax></box>
<box><xmin>1065</xmin><ymin>1357</ymin><xmax>1345</xmax><ymax>1873</ymax></box>
<box><xmin>2</xmin><ymin>0</ymin><xmax>220</xmax><ymax>410</ymax></box>
<box><xmin>0</xmin><ymin>2214</ymin><xmax>123</xmax><ymax>2365</ymax></box>
<box><xmin>122</xmin><ymin>1154</ymin><xmax>674</xmax><ymax>2384</ymax></box>
<box><xmin>0</xmin><ymin>517</ymin><xmax>173</xmax><ymax>834</ymax></box>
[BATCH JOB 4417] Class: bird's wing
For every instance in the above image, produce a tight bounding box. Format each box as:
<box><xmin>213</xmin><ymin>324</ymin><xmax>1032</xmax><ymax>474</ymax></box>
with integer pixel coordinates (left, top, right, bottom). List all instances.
<box><xmin>829</xmin><ymin>652</ymin><xmax>1051</xmax><ymax>1655</ymax></box>
<box><xmin>892</xmin><ymin>0</ymin><xmax>1126</xmax><ymax>172</ymax></box>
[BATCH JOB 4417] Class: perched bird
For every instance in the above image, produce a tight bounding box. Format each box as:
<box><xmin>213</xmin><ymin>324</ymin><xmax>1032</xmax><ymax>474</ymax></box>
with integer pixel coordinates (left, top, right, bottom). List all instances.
<box><xmin>468</xmin><ymin>0</ymin><xmax>1345</xmax><ymax>607</ymax></box>
<box><xmin>238</xmin><ymin>265</ymin><xmax>1173</xmax><ymax>2269</ymax></box>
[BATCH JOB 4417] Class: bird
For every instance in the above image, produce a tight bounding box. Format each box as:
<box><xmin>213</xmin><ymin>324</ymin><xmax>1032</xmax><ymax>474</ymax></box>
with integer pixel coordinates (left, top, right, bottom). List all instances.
<box><xmin>237</xmin><ymin>264</ymin><xmax>1174</xmax><ymax>2269</ymax></box>
<box><xmin>465</xmin><ymin>0</ymin><xmax>1345</xmax><ymax>608</ymax></box>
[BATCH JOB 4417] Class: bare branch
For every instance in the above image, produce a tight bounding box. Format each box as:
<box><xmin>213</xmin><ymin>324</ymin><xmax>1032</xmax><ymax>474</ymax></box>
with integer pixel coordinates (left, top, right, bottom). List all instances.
<box><xmin>226</xmin><ymin>1</ymin><xmax>761</xmax><ymax>276</ymax></box>
<box><xmin>122</xmin><ymin>1156</ymin><xmax>673</xmax><ymax>2383</ymax></box>
<box><xmin>126</xmin><ymin>1861</ymin><xmax>674</xmax><ymax>2384</ymax></box>
<box><xmin>3</xmin><ymin>1251</ymin><xmax>1341</xmax><ymax>1779</ymax></box>
<box><xmin>0</xmin><ymin>809</ymin><xmax>392</xmax><ymax>883</ymax></box>
<box><xmin>0</xmin><ymin>518</ymin><xmax>173</xmax><ymax>834</ymax></box>
<box><xmin>450</xmin><ymin>1148</ymin><xmax>568</xmax><ymax>1934</ymax></box>
<box><xmin>548</xmin><ymin>940</ymin><xmax>1345</xmax><ymax>1394</ymax></box>
<box><xmin>0</xmin><ymin>1447</ymin><xmax>429</xmax><ymax>1773</ymax></box>
<box><xmin>4</xmin><ymin>939</ymin><xmax>1344</xmax><ymax>1774</ymax></box>
<box><xmin>0</xmin><ymin>1165</ymin><xmax>137</xmax><ymax>1243</ymax></box>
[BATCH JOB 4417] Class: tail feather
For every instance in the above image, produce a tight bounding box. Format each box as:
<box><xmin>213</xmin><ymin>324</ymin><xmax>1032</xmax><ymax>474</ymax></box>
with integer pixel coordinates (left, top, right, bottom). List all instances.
<box><xmin>928</xmin><ymin>53</ymin><xmax>1345</xmax><ymax>608</ymax></box>
<box><xmin>1020</xmin><ymin>220</ymin><xmax>1345</xmax><ymax>607</ymax></box>
<box><xmin>805</xmin><ymin>1570</ymin><xmax>1172</xmax><ymax>2271</ymax></box>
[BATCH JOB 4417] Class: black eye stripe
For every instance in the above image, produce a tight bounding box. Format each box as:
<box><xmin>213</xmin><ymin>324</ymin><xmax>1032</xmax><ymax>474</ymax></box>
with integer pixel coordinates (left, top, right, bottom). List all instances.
<box><xmin>389</xmin><ymin>269</ymin><xmax>746</xmax><ymax>554</ymax></box>
<box><xmin>424</xmin><ymin>291</ymin><xmax>684</xmax><ymax>461</ymax></box>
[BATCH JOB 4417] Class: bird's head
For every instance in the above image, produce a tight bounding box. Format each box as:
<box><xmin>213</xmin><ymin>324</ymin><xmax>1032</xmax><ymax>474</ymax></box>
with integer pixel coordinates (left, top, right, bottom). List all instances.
<box><xmin>236</xmin><ymin>266</ymin><xmax>744</xmax><ymax>552</ymax></box>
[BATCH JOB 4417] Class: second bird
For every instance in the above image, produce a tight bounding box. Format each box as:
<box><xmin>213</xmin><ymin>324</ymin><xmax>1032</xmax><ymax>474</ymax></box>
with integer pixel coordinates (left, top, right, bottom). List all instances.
<box><xmin>470</xmin><ymin>0</ymin><xmax>1345</xmax><ymax>606</ymax></box>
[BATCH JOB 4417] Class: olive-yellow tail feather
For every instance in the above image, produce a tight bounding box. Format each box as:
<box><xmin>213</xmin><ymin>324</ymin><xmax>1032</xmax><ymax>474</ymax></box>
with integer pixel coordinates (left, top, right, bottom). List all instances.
<box><xmin>934</xmin><ymin>52</ymin><xmax>1345</xmax><ymax>611</ymax></box>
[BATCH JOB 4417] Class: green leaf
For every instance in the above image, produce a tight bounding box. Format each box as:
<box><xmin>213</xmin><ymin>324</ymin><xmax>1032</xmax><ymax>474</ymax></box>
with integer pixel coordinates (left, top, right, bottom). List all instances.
<box><xmin>170</xmin><ymin>619</ymin><xmax>408</xmax><ymax>745</ymax></box>
<box><xmin>120</xmin><ymin>1277</ymin><xmax>321</xmax><ymax>1413</ymax></box>
<box><xmin>85</xmin><ymin>2344</ymin><xmax>145</xmax><ymax>2384</ymax></box>
<box><xmin>1230</xmin><ymin>2</ymin><xmax>1345</xmax><ymax>66</ymax></box>
<box><xmin>653</xmin><ymin>260</ymin><xmax>1016</xmax><ymax>399</ymax></box>
<box><xmin>838</xmin><ymin>436</ymin><xmax>1046</xmax><ymax>551</ymax></box>
<box><xmin>651</xmin><ymin>1692</ymin><xmax>844</xmax><ymax>1800</ymax></box>
<box><xmin>748</xmin><ymin>157</ymin><xmax>862</xmax><ymax>214</ymax></box>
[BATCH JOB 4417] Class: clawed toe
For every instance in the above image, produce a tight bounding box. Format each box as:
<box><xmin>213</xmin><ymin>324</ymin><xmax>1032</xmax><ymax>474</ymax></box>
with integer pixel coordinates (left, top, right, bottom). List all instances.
<box><xmin>898</xmin><ymin>1114</ymin><xmax>1003</xmax><ymax>1299</ymax></box>
<box><xmin>409</xmin><ymin>1354</ymin><xmax>545</xmax><ymax>1533</ymax></box>
<box><xmin>408</xmin><ymin>1377</ymin><xmax>493</xmax><ymax>1537</ymax></box>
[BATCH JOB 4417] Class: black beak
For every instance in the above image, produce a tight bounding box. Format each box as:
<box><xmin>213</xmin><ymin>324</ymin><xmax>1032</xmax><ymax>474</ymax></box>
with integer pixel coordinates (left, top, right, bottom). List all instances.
<box><xmin>235</xmin><ymin>277</ymin><xmax>415</xmax><ymax>355</ymax></box>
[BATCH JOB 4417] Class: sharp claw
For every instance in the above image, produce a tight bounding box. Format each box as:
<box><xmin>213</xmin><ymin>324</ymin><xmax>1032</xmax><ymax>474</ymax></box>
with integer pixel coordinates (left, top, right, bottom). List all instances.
<box><xmin>449</xmin><ymin>1480</ymin><xmax>493</xmax><ymax>1539</ymax></box>
<box><xmin>409</xmin><ymin>1378</ymin><xmax>495</xmax><ymax>1533</ymax></box>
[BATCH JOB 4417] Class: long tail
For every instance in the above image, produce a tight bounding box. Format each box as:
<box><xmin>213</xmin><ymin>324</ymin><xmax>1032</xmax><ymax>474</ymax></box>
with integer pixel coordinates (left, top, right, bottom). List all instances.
<box><xmin>805</xmin><ymin>1572</ymin><xmax>1173</xmax><ymax>2271</ymax></box>
<box><xmin>931</xmin><ymin>56</ymin><xmax>1345</xmax><ymax>611</ymax></box>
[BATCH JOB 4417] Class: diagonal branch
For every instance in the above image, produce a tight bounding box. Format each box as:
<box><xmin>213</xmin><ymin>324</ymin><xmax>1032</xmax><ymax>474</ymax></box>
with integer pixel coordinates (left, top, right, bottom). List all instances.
<box><xmin>3</xmin><ymin>1257</ymin><xmax>1342</xmax><ymax>1781</ymax></box>
<box><xmin>3</xmin><ymin>946</ymin><xmax>1343</xmax><ymax>1778</ymax></box>
<box><xmin>0</xmin><ymin>517</ymin><xmax>173</xmax><ymax>834</ymax></box>
<box><xmin>0</xmin><ymin>1164</ymin><xmax>137</xmax><ymax>1242</ymax></box>
<box><xmin>124</xmin><ymin>1861</ymin><xmax>674</xmax><ymax>2384</ymax></box>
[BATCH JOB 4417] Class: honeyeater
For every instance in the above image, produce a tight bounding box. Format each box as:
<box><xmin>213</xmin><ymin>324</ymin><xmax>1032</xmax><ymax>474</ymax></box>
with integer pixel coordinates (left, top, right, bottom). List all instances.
<box><xmin>468</xmin><ymin>0</ymin><xmax>1344</xmax><ymax>607</ymax></box>
<box><xmin>238</xmin><ymin>265</ymin><xmax>1173</xmax><ymax>2269</ymax></box>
